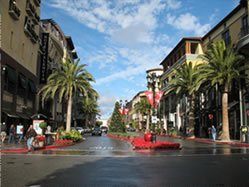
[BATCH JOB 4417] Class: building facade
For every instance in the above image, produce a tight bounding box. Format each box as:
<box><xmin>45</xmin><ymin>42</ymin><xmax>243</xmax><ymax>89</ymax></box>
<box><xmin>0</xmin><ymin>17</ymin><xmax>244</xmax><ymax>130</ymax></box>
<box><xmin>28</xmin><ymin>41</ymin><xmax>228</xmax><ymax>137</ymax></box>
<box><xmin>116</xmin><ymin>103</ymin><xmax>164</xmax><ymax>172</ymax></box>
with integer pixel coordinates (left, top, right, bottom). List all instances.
<box><xmin>0</xmin><ymin>0</ymin><xmax>41</xmax><ymax>130</ymax></box>
<box><xmin>38</xmin><ymin>19</ymin><xmax>78</xmax><ymax>128</ymax></box>
<box><xmin>160</xmin><ymin>0</ymin><xmax>249</xmax><ymax>139</ymax></box>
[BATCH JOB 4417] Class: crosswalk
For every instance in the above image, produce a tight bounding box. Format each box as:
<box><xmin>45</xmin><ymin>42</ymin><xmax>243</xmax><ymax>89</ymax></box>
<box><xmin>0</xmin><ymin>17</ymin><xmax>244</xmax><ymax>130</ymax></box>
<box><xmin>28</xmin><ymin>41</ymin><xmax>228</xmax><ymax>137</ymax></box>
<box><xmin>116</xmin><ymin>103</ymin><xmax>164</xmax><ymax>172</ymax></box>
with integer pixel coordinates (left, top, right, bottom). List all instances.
<box><xmin>90</xmin><ymin>146</ymin><xmax>113</xmax><ymax>150</ymax></box>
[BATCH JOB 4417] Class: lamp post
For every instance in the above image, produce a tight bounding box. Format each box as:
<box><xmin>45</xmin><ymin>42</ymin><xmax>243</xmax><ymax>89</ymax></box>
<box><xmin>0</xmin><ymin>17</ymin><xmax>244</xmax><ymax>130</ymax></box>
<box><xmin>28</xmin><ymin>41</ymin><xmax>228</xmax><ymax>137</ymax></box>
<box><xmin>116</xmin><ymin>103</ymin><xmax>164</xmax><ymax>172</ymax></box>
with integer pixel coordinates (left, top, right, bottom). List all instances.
<box><xmin>147</xmin><ymin>73</ymin><xmax>157</xmax><ymax>132</ymax></box>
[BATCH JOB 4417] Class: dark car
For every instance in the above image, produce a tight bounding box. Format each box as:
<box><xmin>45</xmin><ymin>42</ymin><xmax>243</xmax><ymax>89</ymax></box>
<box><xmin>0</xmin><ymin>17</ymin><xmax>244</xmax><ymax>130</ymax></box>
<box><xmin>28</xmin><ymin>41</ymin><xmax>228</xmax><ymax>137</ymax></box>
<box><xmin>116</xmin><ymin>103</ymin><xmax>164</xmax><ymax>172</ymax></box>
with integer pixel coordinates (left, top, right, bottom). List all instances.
<box><xmin>100</xmin><ymin>126</ymin><xmax>108</xmax><ymax>133</ymax></box>
<box><xmin>92</xmin><ymin>127</ymin><xmax>102</xmax><ymax>136</ymax></box>
<box><xmin>127</xmin><ymin>127</ymin><xmax>136</xmax><ymax>132</ymax></box>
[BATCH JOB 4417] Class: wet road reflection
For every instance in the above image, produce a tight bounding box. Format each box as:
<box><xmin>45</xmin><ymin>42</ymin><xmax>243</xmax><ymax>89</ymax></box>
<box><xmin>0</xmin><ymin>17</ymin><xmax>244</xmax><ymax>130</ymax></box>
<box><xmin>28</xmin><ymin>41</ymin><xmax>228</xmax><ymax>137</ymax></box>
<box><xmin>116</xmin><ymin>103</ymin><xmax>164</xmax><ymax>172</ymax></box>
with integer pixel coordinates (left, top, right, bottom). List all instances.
<box><xmin>14</xmin><ymin>134</ymin><xmax>249</xmax><ymax>157</ymax></box>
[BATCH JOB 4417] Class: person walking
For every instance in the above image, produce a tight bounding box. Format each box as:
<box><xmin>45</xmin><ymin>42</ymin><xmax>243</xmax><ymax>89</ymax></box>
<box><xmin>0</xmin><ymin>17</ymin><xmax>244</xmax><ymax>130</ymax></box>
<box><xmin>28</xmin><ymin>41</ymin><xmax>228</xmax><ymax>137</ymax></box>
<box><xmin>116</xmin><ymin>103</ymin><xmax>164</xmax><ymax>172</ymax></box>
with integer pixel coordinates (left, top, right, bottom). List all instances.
<box><xmin>1</xmin><ymin>122</ymin><xmax>7</xmax><ymax>143</ymax></box>
<box><xmin>8</xmin><ymin>124</ymin><xmax>15</xmax><ymax>143</ymax></box>
<box><xmin>211</xmin><ymin>125</ymin><xmax>217</xmax><ymax>141</ymax></box>
<box><xmin>17</xmin><ymin>123</ymin><xmax>24</xmax><ymax>143</ymax></box>
<box><xmin>25</xmin><ymin>125</ymin><xmax>37</xmax><ymax>152</ymax></box>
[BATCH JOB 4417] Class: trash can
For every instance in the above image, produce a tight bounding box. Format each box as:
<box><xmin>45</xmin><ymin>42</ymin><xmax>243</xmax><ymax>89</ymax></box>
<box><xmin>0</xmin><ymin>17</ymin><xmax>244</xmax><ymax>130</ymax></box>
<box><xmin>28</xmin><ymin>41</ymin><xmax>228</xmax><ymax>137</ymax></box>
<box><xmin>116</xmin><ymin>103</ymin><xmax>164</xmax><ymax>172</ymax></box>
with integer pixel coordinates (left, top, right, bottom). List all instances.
<box><xmin>152</xmin><ymin>132</ymin><xmax>157</xmax><ymax>143</ymax></box>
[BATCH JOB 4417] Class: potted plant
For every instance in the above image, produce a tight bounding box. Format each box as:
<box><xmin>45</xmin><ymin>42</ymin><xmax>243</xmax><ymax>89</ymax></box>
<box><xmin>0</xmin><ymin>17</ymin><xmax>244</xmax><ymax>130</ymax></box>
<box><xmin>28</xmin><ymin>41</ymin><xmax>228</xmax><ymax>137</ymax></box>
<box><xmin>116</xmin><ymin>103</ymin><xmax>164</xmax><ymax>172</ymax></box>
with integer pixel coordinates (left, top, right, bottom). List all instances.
<box><xmin>39</xmin><ymin>122</ymin><xmax>47</xmax><ymax>135</ymax></box>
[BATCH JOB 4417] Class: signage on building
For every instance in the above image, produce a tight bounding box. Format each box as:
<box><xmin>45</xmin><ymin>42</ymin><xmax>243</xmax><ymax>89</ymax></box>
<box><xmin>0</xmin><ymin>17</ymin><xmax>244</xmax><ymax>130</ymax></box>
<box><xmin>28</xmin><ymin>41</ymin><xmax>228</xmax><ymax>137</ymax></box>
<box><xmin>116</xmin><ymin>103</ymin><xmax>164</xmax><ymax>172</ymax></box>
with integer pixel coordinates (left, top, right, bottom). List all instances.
<box><xmin>40</xmin><ymin>33</ymin><xmax>49</xmax><ymax>84</ymax></box>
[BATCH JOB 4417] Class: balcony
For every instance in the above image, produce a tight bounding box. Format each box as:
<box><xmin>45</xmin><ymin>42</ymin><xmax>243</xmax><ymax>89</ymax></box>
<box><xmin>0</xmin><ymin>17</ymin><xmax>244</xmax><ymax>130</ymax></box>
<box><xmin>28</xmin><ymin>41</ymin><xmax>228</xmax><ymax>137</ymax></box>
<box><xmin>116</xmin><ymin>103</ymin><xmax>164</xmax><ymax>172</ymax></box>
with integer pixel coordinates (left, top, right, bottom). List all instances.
<box><xmin>33</xmin><ymin>0</ymin><xmax>41</xmax><ymax>6</ymax></box>
<box><xmin>33</xmin><ymin>13</ymin><xmax>40</xmax><ymax>24</ymax></box>
<box><xmin>8</xmin><ymin>0</ymin><xmax>21</xmax><ymax>20</ymax></box>
<box><xmin>26</xmin><ymin>0</ymin><xmax>35</xmax><ymax>17</ymax></box>
<box><xmin>237</xmin><ymin>27</ymin><xmax>249</xmax><ymax>55</ymax></box>
<box><xmin>160</xmin><ymin>54</ymin><xmax>199</xmax><ymax>92</ymax></box>
<box><xmin>24</xmin><ymin>19</ymin><xmax>39</xmax><ymax>43</ymax></box>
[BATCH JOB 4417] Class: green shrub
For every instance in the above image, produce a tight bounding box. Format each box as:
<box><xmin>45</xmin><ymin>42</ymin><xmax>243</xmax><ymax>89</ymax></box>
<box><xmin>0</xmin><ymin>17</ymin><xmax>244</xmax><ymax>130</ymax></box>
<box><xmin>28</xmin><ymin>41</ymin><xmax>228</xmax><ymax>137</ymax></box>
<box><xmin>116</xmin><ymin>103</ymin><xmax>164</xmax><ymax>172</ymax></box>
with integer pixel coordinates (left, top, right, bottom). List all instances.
<box><xmin>39</xmin><ymin>122</ymin><xmax>47</xmax><ymax>129</ymax></box>
<box><xmin>61</xmin><ymin>130</ymin><xmax>82</xmax><ymax>142</ymax></box>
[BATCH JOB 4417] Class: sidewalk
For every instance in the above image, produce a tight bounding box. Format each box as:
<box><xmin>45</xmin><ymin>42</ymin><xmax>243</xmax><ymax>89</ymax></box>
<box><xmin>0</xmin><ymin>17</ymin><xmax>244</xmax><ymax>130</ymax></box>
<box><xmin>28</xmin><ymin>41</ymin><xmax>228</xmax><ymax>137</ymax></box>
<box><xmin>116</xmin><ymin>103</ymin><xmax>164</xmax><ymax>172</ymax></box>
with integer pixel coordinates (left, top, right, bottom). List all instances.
<box><xmin>0</xmin><ymin>139</ymin><xmax>75</xmax><ymax>153</ymax></box>
<box><xmin>160</xmin><ymin>134</ymin><xmax>249</xmax><ymax>147</ymax></box>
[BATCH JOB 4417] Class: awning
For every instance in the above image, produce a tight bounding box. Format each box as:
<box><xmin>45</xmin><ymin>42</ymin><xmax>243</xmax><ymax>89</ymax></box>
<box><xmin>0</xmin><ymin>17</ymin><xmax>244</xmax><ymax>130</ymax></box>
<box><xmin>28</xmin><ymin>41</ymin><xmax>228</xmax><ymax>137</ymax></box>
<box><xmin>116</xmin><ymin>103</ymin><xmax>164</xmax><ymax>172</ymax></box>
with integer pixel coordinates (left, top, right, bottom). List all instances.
<box><xmin>17</xmin><ymin>112</ymin><xmax>30</xmax><ymax>120</ymax></box>
<box><xmin>3</xmin><ymin>111</ymin><xmax>19</xmax><ymax>118</ymax></box>
<box><xmin>31</xmin><ymin>113</ymin><xmax>47</xmax><ymax>120</ymax></box>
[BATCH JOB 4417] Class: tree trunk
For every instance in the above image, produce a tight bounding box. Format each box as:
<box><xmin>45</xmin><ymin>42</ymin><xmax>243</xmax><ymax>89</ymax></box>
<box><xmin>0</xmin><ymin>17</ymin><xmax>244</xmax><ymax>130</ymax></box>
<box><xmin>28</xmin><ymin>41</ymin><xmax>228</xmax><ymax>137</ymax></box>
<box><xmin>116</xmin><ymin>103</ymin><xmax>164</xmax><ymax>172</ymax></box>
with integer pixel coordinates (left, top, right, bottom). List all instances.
<box><xmin>220</xmin><ymin>82</ymin><xmax>230</xmax><ymax>141</ymax></box>
<box><xmin>146</xmin><ymin>114</ymin><xmax>150</xmax><ymax>132</ymax></box>
<box><xmin>188</xmin><ymin>94</ymin><xmax>196</xmax><ymax>138</ymax></box>
<box><xmin>66</xmin><ymin>93</ymin><xmax>73</xmax><ymax>132</ymax></box>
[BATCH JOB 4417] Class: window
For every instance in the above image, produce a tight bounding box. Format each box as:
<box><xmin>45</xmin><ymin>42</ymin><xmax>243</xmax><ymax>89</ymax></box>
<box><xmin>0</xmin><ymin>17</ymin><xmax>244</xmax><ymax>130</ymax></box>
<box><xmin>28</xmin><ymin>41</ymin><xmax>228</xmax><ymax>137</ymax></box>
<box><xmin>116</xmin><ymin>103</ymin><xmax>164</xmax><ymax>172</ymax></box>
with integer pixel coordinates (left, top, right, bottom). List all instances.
<box><xmin>222</xmin><ymin>30</ymin><xmax>231</xmax><ymax>46</ymax></box>
<box><xmin>241</xmin><ymin>15</ymin><xmax>248</xmax><ymax>37</ymax></box>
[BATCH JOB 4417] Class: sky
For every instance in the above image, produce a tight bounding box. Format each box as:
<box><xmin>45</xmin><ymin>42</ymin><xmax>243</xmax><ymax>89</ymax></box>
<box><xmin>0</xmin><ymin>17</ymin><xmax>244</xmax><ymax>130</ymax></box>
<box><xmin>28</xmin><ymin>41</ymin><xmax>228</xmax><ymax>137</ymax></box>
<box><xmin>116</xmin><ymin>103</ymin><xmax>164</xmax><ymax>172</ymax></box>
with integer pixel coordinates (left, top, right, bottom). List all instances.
<box><xmin>41</xmin><ymin>0</ymin><xmax>240</xmax><ymax>119</ymax></box>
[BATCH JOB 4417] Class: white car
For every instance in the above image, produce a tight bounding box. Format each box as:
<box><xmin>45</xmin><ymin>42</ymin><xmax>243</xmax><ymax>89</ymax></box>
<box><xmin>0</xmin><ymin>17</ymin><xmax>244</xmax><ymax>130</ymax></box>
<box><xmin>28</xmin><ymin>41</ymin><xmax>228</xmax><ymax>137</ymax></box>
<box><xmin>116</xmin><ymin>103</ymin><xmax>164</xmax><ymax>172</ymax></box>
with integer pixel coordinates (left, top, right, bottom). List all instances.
<box><xmin>71</xmin><ymin>127</ymin><xmax>84</xmax><ymax>134</ymax></box>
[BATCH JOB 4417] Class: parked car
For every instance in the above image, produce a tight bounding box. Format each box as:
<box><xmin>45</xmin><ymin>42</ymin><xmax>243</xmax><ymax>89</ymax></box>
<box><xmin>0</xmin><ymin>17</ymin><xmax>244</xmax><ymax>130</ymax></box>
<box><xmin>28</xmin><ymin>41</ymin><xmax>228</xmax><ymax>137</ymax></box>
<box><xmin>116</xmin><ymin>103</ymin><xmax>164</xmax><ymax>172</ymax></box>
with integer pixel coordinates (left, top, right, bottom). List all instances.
<box><xmin>71</xmin><ymin>127</ymin><xmax>84</xmax><ymax>135</ymax></box>
<box><xmin>92</xmin><ymin>127</ymin><xmax>102</xmax><ymax>136</ymax></box>
<box><xmin>126</xmin><ymin>127</ymin><xmax>136</xmax><ymax>132</ymax></box>
<box><xmin>83</xmin><ymin>127</ymin><xmax>92</xmax><ymax>134</ymax></box>
<box><xmin>100</xmin><ymin>126</ymin><xmax>108</xmax><ymax>133</ymax></box>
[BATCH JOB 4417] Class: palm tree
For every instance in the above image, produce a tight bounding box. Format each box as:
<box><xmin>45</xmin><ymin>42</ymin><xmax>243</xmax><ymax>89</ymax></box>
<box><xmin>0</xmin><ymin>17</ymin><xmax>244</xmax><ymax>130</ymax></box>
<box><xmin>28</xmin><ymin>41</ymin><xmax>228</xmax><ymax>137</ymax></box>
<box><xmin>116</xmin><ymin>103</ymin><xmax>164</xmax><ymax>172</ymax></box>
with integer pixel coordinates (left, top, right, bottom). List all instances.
<box><xmin>200</xmin><ymin>40</ymin><xmax>245</xmax><ymax>141</ymax></box>
<box><xmin>134</xmin><ymin>98</ymin><xmax>151</xmax><ymax>131</ymax></box>
<box><xmin>39</xmin><ymin>59</ymin><xmax>97</xmax><ymax>132</ymax></box>
<box><xmin>79</xmin><ymin>96</ymin><xmax>99</xmax><ymax>127</ymax></box>
<box><xmin>168</xmin><ymin>62</ymin><xmax>203</xmax><ymax>138</ymax></box>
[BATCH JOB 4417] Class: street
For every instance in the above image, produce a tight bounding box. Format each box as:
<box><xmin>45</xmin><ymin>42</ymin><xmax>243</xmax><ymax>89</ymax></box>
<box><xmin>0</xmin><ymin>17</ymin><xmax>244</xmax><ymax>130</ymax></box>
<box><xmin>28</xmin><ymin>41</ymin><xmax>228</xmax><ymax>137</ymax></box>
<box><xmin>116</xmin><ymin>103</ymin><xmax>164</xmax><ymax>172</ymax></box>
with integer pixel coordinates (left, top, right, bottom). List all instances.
<box><xmin>2</xmin><ymin>134</ymin><xmax>249</xmax><ymax>187</ymax></box>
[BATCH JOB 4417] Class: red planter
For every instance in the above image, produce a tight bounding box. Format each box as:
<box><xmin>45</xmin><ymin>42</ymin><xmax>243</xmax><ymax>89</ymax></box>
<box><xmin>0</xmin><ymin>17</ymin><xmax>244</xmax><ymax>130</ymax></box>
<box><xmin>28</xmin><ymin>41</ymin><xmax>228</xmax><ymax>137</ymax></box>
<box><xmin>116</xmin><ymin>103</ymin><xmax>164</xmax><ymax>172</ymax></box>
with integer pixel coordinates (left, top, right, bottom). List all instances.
<box><xmin>144</xmin><ymin>132</ymin><xmax>152</xmax><ymax>142</ymax></box>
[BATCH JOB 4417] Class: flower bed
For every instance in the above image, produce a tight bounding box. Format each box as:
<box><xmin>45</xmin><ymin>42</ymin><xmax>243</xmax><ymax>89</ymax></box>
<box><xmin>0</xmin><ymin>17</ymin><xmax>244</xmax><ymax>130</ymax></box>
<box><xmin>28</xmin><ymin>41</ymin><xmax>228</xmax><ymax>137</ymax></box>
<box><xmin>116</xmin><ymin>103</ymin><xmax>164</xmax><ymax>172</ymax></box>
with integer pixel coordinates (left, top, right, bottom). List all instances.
<box><xmin>54</xmin><ymin>140</ymin><xmax>74</xmax><ymax>145</ymax></box>
<box><xmin>132</xmin><ymin>138</ymin><xmax>181</xmax><ymax>150</ymax></box>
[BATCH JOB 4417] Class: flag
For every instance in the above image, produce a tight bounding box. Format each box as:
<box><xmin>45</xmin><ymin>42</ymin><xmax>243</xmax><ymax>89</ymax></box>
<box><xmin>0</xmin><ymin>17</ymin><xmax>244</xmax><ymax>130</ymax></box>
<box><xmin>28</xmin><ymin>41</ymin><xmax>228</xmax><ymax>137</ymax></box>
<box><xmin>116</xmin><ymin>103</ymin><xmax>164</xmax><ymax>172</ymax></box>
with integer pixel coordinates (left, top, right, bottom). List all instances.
<box><xmin>145</xmin><ymin>91</ymin><xmax>164</xmax><ymax>108</ymax></box>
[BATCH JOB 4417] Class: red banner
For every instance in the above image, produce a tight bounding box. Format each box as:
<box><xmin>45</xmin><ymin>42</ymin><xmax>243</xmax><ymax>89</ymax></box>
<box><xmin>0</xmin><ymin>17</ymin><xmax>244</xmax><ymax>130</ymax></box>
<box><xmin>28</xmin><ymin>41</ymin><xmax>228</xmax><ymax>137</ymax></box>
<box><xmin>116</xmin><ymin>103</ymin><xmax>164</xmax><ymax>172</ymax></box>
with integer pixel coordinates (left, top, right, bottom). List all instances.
<box><xmin>145</xmin><ymin>91</ymin><xmax>164</xmax><ymax>108</ymax></box>
<box><xmin>119</xmin><ymin>108</ymin><xmax>129</xmax><ymax>115</ymax></box>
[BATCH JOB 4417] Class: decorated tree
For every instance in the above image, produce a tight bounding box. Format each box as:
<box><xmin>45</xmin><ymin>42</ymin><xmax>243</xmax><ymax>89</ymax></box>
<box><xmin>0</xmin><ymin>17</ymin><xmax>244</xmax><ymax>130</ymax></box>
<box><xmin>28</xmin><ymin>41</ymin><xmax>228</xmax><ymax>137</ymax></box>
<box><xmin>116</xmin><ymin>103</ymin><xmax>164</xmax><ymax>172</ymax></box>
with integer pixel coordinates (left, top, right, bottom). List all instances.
<box><xmin>109</xmin><ymin>102</ymin><xmax>126</xmax><ymax>133</ymax></box>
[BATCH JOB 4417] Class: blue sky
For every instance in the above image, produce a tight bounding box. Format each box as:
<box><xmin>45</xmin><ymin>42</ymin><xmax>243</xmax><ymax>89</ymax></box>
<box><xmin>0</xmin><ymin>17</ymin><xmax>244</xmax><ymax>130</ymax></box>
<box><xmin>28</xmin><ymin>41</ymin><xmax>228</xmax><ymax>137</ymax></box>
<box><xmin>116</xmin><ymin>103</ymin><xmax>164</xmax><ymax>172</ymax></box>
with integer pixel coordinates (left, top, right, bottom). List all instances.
<box><xmin>41</xmin><ymin>0</ymin><xmax>239</xmax><ymax>119</ymax></box>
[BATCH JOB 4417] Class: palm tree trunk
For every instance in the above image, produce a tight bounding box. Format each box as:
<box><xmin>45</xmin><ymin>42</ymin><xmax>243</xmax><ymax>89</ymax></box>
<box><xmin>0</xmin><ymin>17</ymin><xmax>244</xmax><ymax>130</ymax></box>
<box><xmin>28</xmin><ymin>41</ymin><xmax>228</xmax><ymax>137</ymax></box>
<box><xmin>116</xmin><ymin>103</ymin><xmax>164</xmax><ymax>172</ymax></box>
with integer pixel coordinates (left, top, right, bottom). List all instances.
<box><xmin>146</xmin><ymin>114</ymin><xmax>150</xmax><ymax>132</ymax></box>
<box><xmin>66</xmin><ymin>93</ymin><xmax>73</xmax><ymax>132</ymax></box>
<box><xmin>188</xmin><ymin>94</ymin><xmax>196</xmax><ymax>138</ymax></box>
<box><xmin>220</xmin><ymin>82</ymin><xmax>230</xmax><ymax>141</ymax></box>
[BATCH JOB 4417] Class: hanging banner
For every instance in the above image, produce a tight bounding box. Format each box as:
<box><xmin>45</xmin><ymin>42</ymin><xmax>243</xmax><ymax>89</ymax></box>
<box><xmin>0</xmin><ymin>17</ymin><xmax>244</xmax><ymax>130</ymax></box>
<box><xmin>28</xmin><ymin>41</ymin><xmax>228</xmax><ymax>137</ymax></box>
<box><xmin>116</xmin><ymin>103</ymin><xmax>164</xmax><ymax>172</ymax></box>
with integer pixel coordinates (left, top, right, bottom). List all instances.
<box><xmin>39</xmin><ymin>33</ymin><xmax>49</xmax><ymax>84</ymax></box>
<box><xmin>145</xmin><ymin>91</ymin><xmax>154</xmax><ymax>107</ymax></box>
<box><xmin>119</xmin><ymin>109</ymin><xmax>123</xmax><ymax>115</ymax></box>
<box><xmin>145</xmin><ymin>91</ymin><xmax>164</xmax><ymax>108</ymax></box>
<box><xmin>123</xmin><ymin>108</ymin><xmax>129</xmax><ymax>115</ymax></box>
<box><xmin>119</xmin><ymin>108</ymin><xmax>129</xmax><ymax>115</ymax></box>
<box><xmin>155</xmin><ymin>91</ymin><xmax>164</xmax><ymax>108</ymax></box>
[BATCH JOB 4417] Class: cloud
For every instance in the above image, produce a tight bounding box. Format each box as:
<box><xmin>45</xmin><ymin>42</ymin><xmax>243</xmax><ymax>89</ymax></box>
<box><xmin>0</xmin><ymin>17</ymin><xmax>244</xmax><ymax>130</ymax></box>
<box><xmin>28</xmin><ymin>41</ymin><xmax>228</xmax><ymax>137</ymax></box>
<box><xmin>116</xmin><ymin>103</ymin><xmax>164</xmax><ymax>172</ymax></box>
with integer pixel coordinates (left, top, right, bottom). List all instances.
<box><xmin>166</xmin><ymin>13</ymin><xmax>211</xmax><ymax>36</ymax></box>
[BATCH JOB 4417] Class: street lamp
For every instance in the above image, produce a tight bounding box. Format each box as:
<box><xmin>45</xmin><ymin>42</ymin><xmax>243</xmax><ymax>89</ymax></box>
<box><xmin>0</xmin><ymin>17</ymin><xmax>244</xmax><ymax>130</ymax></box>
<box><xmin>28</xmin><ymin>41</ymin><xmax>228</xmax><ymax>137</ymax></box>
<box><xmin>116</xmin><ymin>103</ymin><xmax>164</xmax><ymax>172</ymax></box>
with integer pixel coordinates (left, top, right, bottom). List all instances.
<box><xmin>146</xmin><ymin>73</ymin><xmax>157</xmax><ymax>131</ymax></box>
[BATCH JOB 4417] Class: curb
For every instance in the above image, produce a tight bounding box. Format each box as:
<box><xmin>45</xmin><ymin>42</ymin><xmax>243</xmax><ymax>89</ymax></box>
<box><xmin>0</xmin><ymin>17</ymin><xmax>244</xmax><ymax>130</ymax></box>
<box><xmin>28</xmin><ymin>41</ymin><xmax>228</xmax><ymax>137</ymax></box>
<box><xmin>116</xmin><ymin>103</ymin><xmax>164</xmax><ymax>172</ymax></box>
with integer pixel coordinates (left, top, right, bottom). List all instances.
<box><xmin>160</xmin><ymin>135</ymin><xmax>249</xmax><ymax>147</ymax></box>
<box><xmin>0</xmin><ymin>143</ymin><xmax>75</xmax><ymax>153</ymax></box>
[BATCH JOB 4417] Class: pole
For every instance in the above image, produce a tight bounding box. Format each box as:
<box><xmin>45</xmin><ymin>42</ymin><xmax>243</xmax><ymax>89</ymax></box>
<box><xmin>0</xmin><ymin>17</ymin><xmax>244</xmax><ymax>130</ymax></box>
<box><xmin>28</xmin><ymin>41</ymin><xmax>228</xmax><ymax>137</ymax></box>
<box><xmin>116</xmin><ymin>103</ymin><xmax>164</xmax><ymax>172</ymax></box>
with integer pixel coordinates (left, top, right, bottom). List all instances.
<box><xmin>239</xmin><ymin>79</ymin><xmax>244</xmax><ymax>142</ymax></box>
<box><xmin>0</xmin><ymin>52</ymin><xmax>2</xmax><ymax>128</ymax></box>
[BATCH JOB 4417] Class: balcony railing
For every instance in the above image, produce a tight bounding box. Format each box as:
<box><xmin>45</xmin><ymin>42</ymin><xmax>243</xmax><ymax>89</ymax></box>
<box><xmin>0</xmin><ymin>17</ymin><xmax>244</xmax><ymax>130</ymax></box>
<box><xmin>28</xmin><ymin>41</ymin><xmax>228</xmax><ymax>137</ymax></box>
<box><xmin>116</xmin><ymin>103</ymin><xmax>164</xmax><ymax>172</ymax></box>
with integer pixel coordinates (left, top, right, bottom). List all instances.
<box><xmin>33</xmin><ymin>0</ymin><xmax>41</xmax><ymax>6</ymax></box>
<box><xmin>33</xmin><ymin>12</ymin><xmax>40</xmax><ymax>24</ymax></box>
<box><xmin>24</xmin><ymin>18</ymin><xmax>38</xmax><ymax>43</ymax></box>
<box><xmin>26</xmin><ymin>0</ymin><xmax>36</xmax><ymax>17</ymax></box>
<box><xmin>8</xmin><ymin>0</ymin><xmax>21</xmax><ymax>20</ymax></box>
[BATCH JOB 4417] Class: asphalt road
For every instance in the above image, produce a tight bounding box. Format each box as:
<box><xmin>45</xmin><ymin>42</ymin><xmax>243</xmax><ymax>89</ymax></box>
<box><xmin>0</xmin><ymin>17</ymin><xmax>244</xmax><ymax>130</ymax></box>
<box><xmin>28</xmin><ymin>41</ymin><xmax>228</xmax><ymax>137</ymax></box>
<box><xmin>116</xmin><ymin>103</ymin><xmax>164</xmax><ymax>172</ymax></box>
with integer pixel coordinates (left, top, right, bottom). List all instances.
<box><xmin>2</xmin><ymin>133</ymin><xmax>249</xmax><ymax>187</ymax></box>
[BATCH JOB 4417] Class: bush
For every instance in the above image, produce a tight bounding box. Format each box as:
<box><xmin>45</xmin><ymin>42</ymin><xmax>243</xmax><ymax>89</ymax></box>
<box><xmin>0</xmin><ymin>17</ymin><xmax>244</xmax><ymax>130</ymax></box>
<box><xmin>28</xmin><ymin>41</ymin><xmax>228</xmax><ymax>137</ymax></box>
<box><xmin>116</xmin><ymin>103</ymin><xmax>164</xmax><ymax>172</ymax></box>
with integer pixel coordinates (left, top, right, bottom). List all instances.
<box><xmin>61</xmin><ymin>130</ymin><xmax>82</xmax><ymax>142</ymax></box>
<box><xmin>39</xmin><ymin>122</ymin><xmax>47</xmax><ymax>129</ymax></box>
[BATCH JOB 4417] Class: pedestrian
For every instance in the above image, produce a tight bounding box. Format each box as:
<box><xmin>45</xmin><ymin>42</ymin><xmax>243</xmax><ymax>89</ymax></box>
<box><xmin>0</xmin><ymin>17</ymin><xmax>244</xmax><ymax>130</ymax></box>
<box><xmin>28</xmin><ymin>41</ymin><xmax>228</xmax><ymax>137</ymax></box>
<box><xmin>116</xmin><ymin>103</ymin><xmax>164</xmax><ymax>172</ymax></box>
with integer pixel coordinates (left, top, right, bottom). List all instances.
<box><xmin>211</xmin><ymin>125</ymin><xmax>217</xmax><ymax>141</ymax></box>
<box><xmin>17</xmin><ymin>123</ymin><xmax>24</xmax><ymax>143</ymax></box>
<box><xmin>25</xmin><ymin>125</ymin><xmax>37</xmax><ymax>151</ymax></box>
<box><xmin>1</xmin><ymin>122</ymin><xmax>7</xmax><ymax>143</ymax></box>
<box><xmin>8</xmin><ymin>124</ymin><xmax>15</xmax><ymax>143</ymax></box>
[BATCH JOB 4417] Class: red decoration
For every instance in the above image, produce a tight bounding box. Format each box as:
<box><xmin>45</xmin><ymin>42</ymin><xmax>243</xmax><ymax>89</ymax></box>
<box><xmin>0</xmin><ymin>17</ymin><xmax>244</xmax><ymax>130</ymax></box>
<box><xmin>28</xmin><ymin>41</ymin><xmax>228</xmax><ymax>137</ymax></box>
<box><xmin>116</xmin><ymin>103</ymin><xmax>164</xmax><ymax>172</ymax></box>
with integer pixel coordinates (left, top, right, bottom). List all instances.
<box><xmin>208</xmin><ymin>114</ymin><xmax>213</xmax><ymax>120</ymax></box>
<box><xmin>144</xmin><ymin>132</ymin><xmax>152</xmax><ymax>142</ymax></box>
<box><xmin>145</xmin><ymin>91</ymin><xmax>164</xmax><ymax>108</ymax></box>
<box><xmin>36</xmin><ymin>136</ymin><xmax>46</xmax><ymax>141</ymax></box>
<box><xmin>119</xmin><ymin>108</ymin><xmax>129</xmax><ymax>115</ymax></box>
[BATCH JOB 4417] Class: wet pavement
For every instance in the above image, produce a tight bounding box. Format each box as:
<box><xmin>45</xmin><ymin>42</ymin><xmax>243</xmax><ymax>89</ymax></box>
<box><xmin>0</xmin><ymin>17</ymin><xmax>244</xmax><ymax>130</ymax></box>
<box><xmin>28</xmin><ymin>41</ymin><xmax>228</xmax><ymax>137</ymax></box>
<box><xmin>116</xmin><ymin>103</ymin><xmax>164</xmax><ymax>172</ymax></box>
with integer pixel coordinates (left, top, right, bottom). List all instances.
<box><xmin>2</xmin><ymin>133</ymin><xmax>249</xmax><ymax>186</ymax></box>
